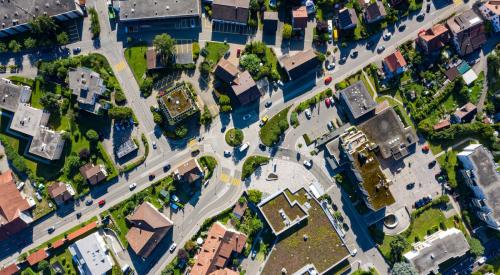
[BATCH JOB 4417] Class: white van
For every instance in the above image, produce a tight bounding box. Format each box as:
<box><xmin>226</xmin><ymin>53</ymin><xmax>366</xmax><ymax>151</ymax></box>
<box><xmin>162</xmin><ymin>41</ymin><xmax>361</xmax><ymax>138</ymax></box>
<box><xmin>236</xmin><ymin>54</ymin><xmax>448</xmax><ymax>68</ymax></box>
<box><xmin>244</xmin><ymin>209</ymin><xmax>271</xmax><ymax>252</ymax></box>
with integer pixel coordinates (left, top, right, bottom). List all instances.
<box><xmin>327</xmin><ymin>20</ymin><xmax>333</xmax><ymax>33</ymax></box>
<box><xmin>239</xmin><ymin>142</ymin><xmax>250</xmax><ymax>152</ymax></box>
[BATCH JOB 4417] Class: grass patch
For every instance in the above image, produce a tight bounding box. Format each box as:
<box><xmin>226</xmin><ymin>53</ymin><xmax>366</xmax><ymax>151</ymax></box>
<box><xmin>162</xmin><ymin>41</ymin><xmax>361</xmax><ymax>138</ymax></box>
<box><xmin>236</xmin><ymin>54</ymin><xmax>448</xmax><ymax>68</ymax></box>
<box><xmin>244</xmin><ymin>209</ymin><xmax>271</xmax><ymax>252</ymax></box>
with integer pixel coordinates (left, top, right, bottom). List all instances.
<box><xmin>198</xmin><ymin>155</ymin><xmax>217</xmax><ymax>180</ymax></box>
<box><xmin>242</xmin><ymin>155</ymin><xmax>269</xmax><ymax>179</ymax></box>
<box><xmin>225</xmin><ymin>128</ymin><xmax>244</xmax><ymax>147</ymax></box>
<box><xmin>204</xmin><ymin>42</ymin><xmax>229</xmax><ymax>64</ymax></box>
<box><xmin>265</xmin><ymin>47</ymin><xmax>288</xmax><ymax>82</ymax></box>
<box><xmin>259</xmin><ymin>106</ymin><xmax>290</xmax><ymax>146</ymax></box>
<box><xmin>124</xmin><ymin>42</ymin><xmax>148</xmax><ymax>85</ymax></box>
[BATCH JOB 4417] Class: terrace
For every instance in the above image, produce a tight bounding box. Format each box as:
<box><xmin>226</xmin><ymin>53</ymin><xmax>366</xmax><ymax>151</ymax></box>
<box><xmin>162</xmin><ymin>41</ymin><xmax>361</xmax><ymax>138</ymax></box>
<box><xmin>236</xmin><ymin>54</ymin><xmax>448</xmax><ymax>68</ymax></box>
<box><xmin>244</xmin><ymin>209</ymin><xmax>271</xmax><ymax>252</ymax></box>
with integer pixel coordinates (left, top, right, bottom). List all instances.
<box><xmin>259</xmin><ymin>192</ymin><xmax>308</xmax><ymax>234</ymax></box>
<box><xmin>260</xmin><ymin>189</ymin><xmax>350</xmax><ymax>275</ymax></box>
<box><xmin>158</xmin><ymin>83</ymin><xmax>198</xmax><ymax>125</ymax></box>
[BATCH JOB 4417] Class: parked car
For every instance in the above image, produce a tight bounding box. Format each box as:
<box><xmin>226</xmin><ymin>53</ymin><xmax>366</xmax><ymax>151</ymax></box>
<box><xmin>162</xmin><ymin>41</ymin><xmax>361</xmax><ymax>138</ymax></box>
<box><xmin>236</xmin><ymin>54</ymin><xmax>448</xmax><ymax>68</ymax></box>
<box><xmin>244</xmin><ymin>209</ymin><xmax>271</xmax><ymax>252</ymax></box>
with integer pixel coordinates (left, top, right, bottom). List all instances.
<box><xmin>237</xmin><ymin>48</ymin><xmax>241</xmax><ymax>57</ymax></box>
<box><xmin>265</xmin><ymin>100</ymin><xmax>272</xmax><ymax>108</ymax></box>
<box><xmin>239</xmin><ymin>143</ymin><xmax>250</xmax><ymax>152</ymax></box>
<box><xmin>327</xmin><ymin>121</ymin><xmax>334</xmax><ymax>130</ymax></box>
<box><xmin>428</xmin><ymin>160</ymin><xmax>437</xmax><ymax>168</ymax></box>
<box><xmin>72</xmin><ymin>47</ymin><xmax>81</xmax><ymax>54</ymax></box>
<box><xmin>326</xmin><ymin>63</ymin><xmax>335</xmax><ymax>70</ymax></box>
<box><xmin>426</xmin><ymin>3</ymin><xmax>431</xmax><ymax>12</ymax></box>
<box><xmin>305</xmin><ymin>109</ymin><xmax>312</xmax><ymax>119</ymax></box>
<box><xmin>163</xmin><ymin>164</ymin><xmax>171</xmax><ymax>172</ymax></box>
<box><xmin>85</xmin><ymin>199</ymin><xmax>93</xmax><ymax>206</ymax></box>
<box><xmin>259</xmin><ymin>116</ymin><xmax>269</xmax><ymax>127</ymax></box>
<box><xmin>303</xmin><ymin>160</ymin><xmax>312</xmax><ymax>168</ymax></box>
<box><xmin>16</xmin><ymin>182</ymin><xmax>25</xmax><ymax>190</ymax></box>
<box><xmin>48</xmin><ymin>226</ymin><xmax>55</xmax><ymax>234</ymax></box>
<box><xmin>406</xmin><ymin>182</ymin><xmax>415</xmax><ymax>189</ymax></box>
<box><xmin>415</xmin><ymin>195</ymin><xmax>432</xmax><ymax>209</ymax></box>
<box><xmin>35</xmin><ymin>192</ymin><xmax>42</xmax><ymax>202</ymax></box>
<box><xmin>251</xmin><ymin>250</ymin><xmax>257</xmax><ymax>259</ymax></box>
<box><xmin>325</xmin><ymin>97</ymin><xmax>332</xmax><ymax>107</ymax></box>
<box><xmin>377</xmin><ymin>46</ymin><xmax>386</xmax><ymax>53</ymax></box>
<box><xmin>98</xmin><ymin>200</ymin><xmax>106</xmax><ymax>207</ymax></box>
<box><xmin>129</xmin><ymin>183</ymin><xmax>137</xmax><ymax>190</ymax></box>
<box><xmin>224</xmin><ymin>150</ymin><xmax>232</xmax><ymax>157</ymax></box>
<box><xmin>398</xmin><ymin>24</ymin><xmax>406</xmax><ymax>31</ymax></box>
<box><xmin>383</xmin><ymin>32</ymin><xmax>392</xmax><ymax>40</ymax></box>
<box><xmin>324</xmin><ymin>76</ymin><xmax>332</xmax><ymax>84</ymax></box>
<box><xmin>350</xmin><ymin>51</ymin><xmax>358</xmax><ymax>58</ymax></box>
<box><xmin>149</xmin><ymin>174</ymin><xmax>155</xmax><ymax>180</ymax></box>
<box><xmin>417</xmin><ymin>13</ymin><xmax>425</xmax><ymax>20</ymax></box>
<box><xmin>76</xmin><ymin>212</ymin><xmax>82</xmax><ymax>219</ymax></box>
<box><xmin>169</xmin><ymin>243</ymin><xmax>177</xmax><ymax>253</ymax></box>
<box><xmin>152</xmin><ymin>142</ymin><xmax>157</xmax><ymax>149</ymax></box>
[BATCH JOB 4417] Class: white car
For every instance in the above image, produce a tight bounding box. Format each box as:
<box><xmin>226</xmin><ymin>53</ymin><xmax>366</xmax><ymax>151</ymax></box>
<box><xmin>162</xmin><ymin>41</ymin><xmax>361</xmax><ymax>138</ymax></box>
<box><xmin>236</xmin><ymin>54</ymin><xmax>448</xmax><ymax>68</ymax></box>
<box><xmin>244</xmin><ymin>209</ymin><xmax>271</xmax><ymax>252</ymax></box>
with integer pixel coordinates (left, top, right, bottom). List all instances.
<box><xmin>326</xmin><ymin>63</ymin><xmax>335</xmax><ymax>70</ymax></box>
<box><xmin>169</xmin><ymin>243</ymin><xmax>177</xmax><ymax>253</ymax></box>
<box><xmin>303</xmin><ymin>160</ymin><xmax>312</xmax><ymax>168</ymax></box>
<box><xmin>305</xmin><ymin>109</ymin><xmax>312</xmax><ymax>119</ymax></box>
<box><xmin>383</xmin><ymin>32</ymin><xmax>392</xmax><ymax>40</ymax></box>
<box><xmin>129</xmin><ymin>183</ymin><xmax>137</xmax><ymax>190</ymax></box>
<box><xmin>239</xmin><ymin>142</ymin><xmax>250</xmax><ymax>152</ymax></box>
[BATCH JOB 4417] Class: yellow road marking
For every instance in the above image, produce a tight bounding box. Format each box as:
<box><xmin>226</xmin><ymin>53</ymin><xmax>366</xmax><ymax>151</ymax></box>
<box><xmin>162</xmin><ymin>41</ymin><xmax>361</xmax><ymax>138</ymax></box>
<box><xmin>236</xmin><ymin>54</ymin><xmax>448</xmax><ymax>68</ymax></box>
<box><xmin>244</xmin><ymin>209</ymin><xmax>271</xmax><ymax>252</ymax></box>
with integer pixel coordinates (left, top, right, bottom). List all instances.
<box><xmin>231</xmin><ymin>177</ymin><xmax>241</xmax><ymax>186</ymax></box>
<box><xmin>220</xmin><ymin>173</ymin><xmax>230</xmax><ymax>183</ymax></box>
<box><xmin>114</xmin><ymin>61</ymin><xmax>126</xmax><ymax>72</ymax></box>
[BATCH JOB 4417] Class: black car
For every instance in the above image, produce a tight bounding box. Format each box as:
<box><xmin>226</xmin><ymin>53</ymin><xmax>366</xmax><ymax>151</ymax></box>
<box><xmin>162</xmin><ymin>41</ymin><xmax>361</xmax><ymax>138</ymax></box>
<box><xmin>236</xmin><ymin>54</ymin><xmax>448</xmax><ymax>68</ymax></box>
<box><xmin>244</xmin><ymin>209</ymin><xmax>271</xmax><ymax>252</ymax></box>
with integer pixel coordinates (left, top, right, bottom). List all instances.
<box><xmin>417</xmin><ymin>13</ymin><xmax>425</xmax><ymax>21</ymax></box>
<box><xmin>265</xmin><ymin>101</ymin><xmax>272</xmax><ymax>108</ymax></box>
<box><xmin>428</xmin><ymin>160</ymin><xmax>437</xmax><ymax>168</ymax></box>
<box><xmin>426</xmin><ymin>3</ymin><xmax>431</xmax><ymax>12</ymax></box>
<box><xmin>163</xmin><ymin>164</ymin><xmax>171</xmax><ymax>172</ymax></box>
<box><xmin>85</xmin><ymin>199</ymin><xmax>93</xmax><ymax>206</ymax></box>
<box><xmin>398</xmin><ymin>24</ymin><xmax>406</xmax><ymax>31</ymax></box>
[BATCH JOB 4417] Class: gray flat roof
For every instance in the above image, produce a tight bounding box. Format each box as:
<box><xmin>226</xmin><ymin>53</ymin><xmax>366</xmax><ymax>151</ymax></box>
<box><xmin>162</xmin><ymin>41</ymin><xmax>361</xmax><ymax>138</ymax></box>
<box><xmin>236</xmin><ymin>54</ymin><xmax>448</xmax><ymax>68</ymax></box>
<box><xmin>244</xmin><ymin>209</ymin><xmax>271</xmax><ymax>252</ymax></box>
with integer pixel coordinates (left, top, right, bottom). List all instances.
<box><xmin>69</xmin><ymin>232</ymin><xmax>112</xmax><ymax>275</ymax></box>
<box><xmin>359</xmin><ymin>106</ymin><xmax>417</xmax><ymax>159</ymax></box>
<box><xmin>339</xmin><ymin>81</ymin><xmax>376</xmax><ymax>120</ymax></box>
<box><xmin>0</xmin><ymin>78</ymin><xmax>31</xmax><ymax>113</ymax></box>
<box><xmin>68</xmin><ymin>68</ymin><xmax>105</xmax><ymax>113</ymax></box>
<box><xmin>29</xmin><ymin>127</ymin><xmax>65</xmax><ymax>160</ymax></box>
<box><xmin>118</xmin><ymin>0</ymin><xmax>200</xmax><ymax>21</ymax></box>
<box><xmin>0</xmin><ymin>0</ymin><xmax>79</xmax><ymax>30</ymax></box>
<box><xmin>116</xmin><ymin>139</ymin><xmax>138</xmax><ymax>158</ymax></box>
<box><xmin>468</xmin><ymin>146</ymin><xmax>500</xmax><ymax>222</ymax></box>
<box><xmin>405</xmin><ymin>229</ymin><xmax>469</xmax><ymax>275</ymax></box>
<box><xmin>10</xmin><ymin>104</ymin><xmax>49</xmax><ymax>137</ymax></box>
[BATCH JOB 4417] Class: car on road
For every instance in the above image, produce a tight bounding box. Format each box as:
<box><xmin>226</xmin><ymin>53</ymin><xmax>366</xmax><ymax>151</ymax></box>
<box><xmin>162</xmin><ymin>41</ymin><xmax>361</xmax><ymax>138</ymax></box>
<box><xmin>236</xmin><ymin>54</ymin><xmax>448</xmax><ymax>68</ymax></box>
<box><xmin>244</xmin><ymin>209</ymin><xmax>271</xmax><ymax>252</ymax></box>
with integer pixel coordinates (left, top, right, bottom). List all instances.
<box><xmin>163</xmin><ymin>164</ymin><xmax>171</xmax><ymax>172</ymax></box>
<box><xmin>398</xmin><ymin>24</ymin><xmax>406</xmax><ymax>31</ymax></box>
<box><xmin>149</xmin><ymin>174</ymin><xmax>155</xmax><ymax>180</ymax></box>
<box><xmin>204</xmin><ymin>180</ymin><xmax>210</xmax><ymax>187</ymax></box>
<box><xmin>426</xmin><ymin>3</ymin><xmax>431</xmax><ymax>12</ymax></box>
<box><xmin>76</xmin><ymin>212</ymin><xmax>82</xmax><ymax>219</ymax></box>
<box><xmin>265</xmin><ymin>100</ymin><xmax>272</xmax><ymax>108</ymax></box>
<box><xmin>325</xmin><ymin>97</ymin><xmax>332</xmax><ymax>107</ymax></box>
<box><xmin>152</xmin><ymin>142</ymin><xmax>157</xmax><ymax>149</ymax></box>
<box><xmin>129</xmin><ymin>183</ymin><xmax>137</xmax><ymax>190</ymax></box>
<box><xmin>327</xmin><ymin>121</ymin><xmax>334</xmax><ymax>130</ymax></box>
<box><xmin>428</xmin><ymin>160</ymin><xmax>437</xmax><ymax>168</ymax></box>
<box><xmin>350</xmin><ymin>51</ymin><xmax>358</xmax><ymax>58</ymax></box>
<box><xmin>303</xmin><ymin>160</ymin><xmax>313</xmax><ymax>168</ymax></box>
<box><xmin>383</xmin><ymin>32</ymin><xmax>392</xmax><ymax>40</ymax></box>
<box><xmin>98</xmin><ymin>200</ymin><xmax>106</xmax><ymax>207</ymax></box>
<box><xmin>224</xmin><ymin>150</ymin><xmax>232</xmax><ymax>157</ymax></box>
<box><xmin>85</xmin><ymin>199</ymin><xmax>93</xmax><ymax>206</ymax></box>
<box><xmin>259</xmin><ymin>115</ymin><xmax>269</xmax><ymax>127</ymax></box>
<box><xmin>417</xmin><ymin>13</ymin><xmax>425</xmax><ymax>20</ymax></box>
<box><xmin>305</xmin><ymin>109</ymin><xmax>312</xmax><ymax>119</ymax></box>
<box><xmin>48</xmin><ymin>226</ymin><xmax>55</xmax><ymax>234</ymax></box>
<box><xmin>326</xmin><ymin>63</ymin><xmax>335</xmax><ymax>70</ymax></box>
<box><xmin>242</xmin><ymin>114</ymin><xmax>251</xmax><ymax>121</ymax></box>
<box><xmin>73</xmin><ymin>47</ymin><xmax>81</xmax><ymax>54</ymax></box>
<box><xmin>169</xmin><ymin>243</ymin><xmax>177</xmax><ymax>253</ymax></box>
<box><xmin>324</xmin><ymin>76</ymin><xmax>332</xmax><ymax>84</ymax></box>
<box><xmin>377</xmin><ymin>46</ymin><xmax>386</xmax><ymax>53</ymax></box>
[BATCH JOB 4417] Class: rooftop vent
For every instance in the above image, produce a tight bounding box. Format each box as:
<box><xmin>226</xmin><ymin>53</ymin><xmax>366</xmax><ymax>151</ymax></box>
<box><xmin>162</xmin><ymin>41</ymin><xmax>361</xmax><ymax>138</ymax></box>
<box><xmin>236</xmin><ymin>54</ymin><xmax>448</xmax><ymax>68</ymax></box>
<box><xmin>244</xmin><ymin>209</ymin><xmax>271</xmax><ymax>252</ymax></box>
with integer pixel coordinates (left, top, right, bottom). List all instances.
<box><xmin>45</xmin><ymin>3</ymin><xmax>49</xmax><ymax>8</ymax></box>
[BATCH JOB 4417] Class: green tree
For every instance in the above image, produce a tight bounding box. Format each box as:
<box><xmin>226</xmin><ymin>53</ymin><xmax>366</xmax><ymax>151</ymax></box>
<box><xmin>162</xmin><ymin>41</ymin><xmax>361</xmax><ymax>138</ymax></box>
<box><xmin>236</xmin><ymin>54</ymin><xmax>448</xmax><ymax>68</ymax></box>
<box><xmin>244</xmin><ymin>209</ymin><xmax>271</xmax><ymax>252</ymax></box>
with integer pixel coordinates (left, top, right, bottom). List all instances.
<box><xmin>0</xmin><ymin>42</ymin><xmax>7</xmax><ymax>53</ymax></box>
<box><xmin>200</xmin><ymin>60</ymin><xmax>213</xmax><ymax>75</ymax></box>
<box><xmin>30</xmin><ymin>15</ymin><xmax>58</xmax><ymax>35</ymax></box>
<box><xmin>153</xmin><ymin>33</ymin><xmax>176</xmax><ymax>63</ymax></box>
<box><xmin>40</xmin><ymin>92</ymin><xmax>60</xmax><ymax>112</ymax></box>
<box><xmin>108</xmin><ymin>106</ymin><xmax>133</xmax><ymax>120</ymax></box>
<box><xmin>88</xmin><ymin>8</ymin><xmax>100</xmax><ymax>39</ymax></box>
<box><xmin>467</xmin><ymin>237</ymin><xmax>485</xmax><ymax>257</ymax></box>
<box><xmin>37</xmin><ymin>260</ymin><xmax>50</xmax><ymax>271</ymax></box>
<box><xmin>140</xmin><ymin>77</ymin><xmax>154</xmax><ymax>97</ymax></box>
<box><xmin>8</xmin><ymin>40</ymin><xmax>21</xmax><ymax>53</ymax></box>
<box><xmin>389</xmin><ymin>235</ymin><xmax>409</xmax><ymax>262</ymax></box>
<box><xmin>85</xmin><ymin>129</ymin><xmax>99</xmax><ymax>142</ymax></box>
<box><xmin>175</xmin><ymin>125</ymin><xmax>188</xmax><ymax>138</ymax></box>
<box><xmin>282</xmin><ymin>24</ymin><xmax>293</xmax><ymax>40</ymax></box>
<box><xmin>199</xmin><ymin>106</ymin><xmax>212</xmax><ymax>125</ymax></box>
<box><xmin>153</xmin><ymin>112</ymin><xmax>163</xmax><ymax>124</ymax></box>
<box><xmin>56</xmin><ymin>32</ymin><xmax>69</xmax><ymax>45</ymax></box>
<box><xmin>247</xmin><ymin>189</ymin><xmax>262</xmax><ymax>204</ymax></box>
<box><xmin>391</xmin><ymin>262</ymin><xmax>417</xmax><ymax>275</ymax></box>
<box><xmin>24</xmin><ymin>38</ymin><xmax>37</xmax><ymax>49</ymax></box>
<box><xmin>250</xmin><ymin>0</ymin><xmax>260</xmax><ymax>11</ymax></box>
<box><xmin>64</xmin><ymin>155</ymin><xmax>81</xmax><ymax>177</ymax></box>
<box><xmin>239</xmin><ymin>54</ymin><xmax>261</xmax><ymax>76</ymax></box>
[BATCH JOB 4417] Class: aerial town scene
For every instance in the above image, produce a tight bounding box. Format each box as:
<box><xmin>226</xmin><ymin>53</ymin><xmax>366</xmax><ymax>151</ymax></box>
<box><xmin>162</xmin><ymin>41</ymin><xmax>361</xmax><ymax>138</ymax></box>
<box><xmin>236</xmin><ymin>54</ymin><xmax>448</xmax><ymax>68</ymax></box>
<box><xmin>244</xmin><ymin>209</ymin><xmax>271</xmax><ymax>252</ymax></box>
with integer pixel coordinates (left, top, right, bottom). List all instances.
<box><xmin>0</xmin><ymin>0</ymin><xmax>498</xmax><ymax>274</ymax></box>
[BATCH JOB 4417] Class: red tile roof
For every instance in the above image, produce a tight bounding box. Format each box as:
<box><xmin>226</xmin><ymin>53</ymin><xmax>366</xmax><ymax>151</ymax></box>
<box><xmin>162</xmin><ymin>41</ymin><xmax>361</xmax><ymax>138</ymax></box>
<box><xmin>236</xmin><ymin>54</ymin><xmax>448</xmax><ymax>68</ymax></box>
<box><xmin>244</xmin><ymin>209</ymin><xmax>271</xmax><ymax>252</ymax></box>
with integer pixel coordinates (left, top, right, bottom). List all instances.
<box><xmin>383</xmin><ymin>50</ymin><xmax>407</xmax><ymax>73</ymax></box>
<box><xmin>51</xmin><ymin>238</ymin><xmax>66</xmax><ymax>249</ymax></box>
<box><xmin>0</xmin><ymin>263</ymin><xmax>19</xmax><ymax>275</ymax></box>
<box><xmin>433</xmin><ymin>119</ymin><xmax>451</xmax><ymax>131</ymax></box>
<box><xmin>292</xmin><ymin>6</ymin><xmax>308</xmax><ymax>29</ymax></box>
<box><xmin>27</xmin><ymin>249</ymin><xmax>48</xmax><ymax>266</ymax></box>
<box><xmin>67</xmin><ymin>221</ymin><xmax>97</xmax><ymax>241</ymax></box>
<box><xmin>0</xmin><ymin>170</ymin><xmax>31</xmax><ymax>239</ymax></box>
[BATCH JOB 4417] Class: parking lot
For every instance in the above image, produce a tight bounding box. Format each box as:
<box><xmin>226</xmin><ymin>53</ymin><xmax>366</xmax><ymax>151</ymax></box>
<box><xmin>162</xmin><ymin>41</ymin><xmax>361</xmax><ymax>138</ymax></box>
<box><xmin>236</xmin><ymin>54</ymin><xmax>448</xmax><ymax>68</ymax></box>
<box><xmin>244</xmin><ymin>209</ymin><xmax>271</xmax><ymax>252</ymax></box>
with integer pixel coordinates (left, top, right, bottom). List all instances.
<box><xmin>174</xmin><ymin>39</ymin><xmax>193</xmax><ymax>64</ymax></box>
<box><xmin>212</xmin><ymin>21</ymin><xmax>255</xmax><ymax>35</ymax></box>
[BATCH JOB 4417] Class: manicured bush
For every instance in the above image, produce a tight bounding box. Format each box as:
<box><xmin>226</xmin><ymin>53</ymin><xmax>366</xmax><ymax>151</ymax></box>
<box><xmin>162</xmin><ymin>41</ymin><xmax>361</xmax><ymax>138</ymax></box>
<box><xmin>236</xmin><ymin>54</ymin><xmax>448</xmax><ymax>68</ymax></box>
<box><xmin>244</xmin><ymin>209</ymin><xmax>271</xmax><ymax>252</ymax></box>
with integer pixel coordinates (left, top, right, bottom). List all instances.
<box><xmin>225</xmin><ymin>128</ymin><xmax>244</xmax><ymax>147</ymax></box>
<box><xmin>242</xmin><ymin>156</ymin><xmax>269</xmax><ymax>179</ymax></box>
<box><xmin>88</xmin><ymin>8</ymin><xmax>101</xmax><ymax>39</ymax></box>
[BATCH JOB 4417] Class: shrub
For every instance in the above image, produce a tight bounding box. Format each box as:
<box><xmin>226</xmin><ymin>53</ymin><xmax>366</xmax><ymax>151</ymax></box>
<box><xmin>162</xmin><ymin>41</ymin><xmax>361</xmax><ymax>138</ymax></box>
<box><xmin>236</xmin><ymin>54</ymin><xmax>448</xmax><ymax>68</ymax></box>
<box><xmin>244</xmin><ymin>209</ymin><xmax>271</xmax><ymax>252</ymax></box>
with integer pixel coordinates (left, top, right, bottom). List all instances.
<box><xmin>108</xmin><ymin>106</ymin><xmax>133</xmax><ymax>120</ymax></box>
<box><xmin>247</xmin><ymin>189</ymin><xmax>263</xmax><ymax>204</ymax></box>
<box><xmin>140</xmin><ymin>77</ymin><xmax>154</xmax><ymax>97</ymax></box>
<box><xmin>242</xmin><ymin>156</ymin><xmax>269</xmax><ymax>179</ymax></box>
<box><xmin>85</xmin><ymin>129</ymin><xmax>99</xmax><ymax>142</ymax></box>
<box><xmin>282</xmin><ymin>24</ymin><xmax>292</xmax><ymax>40</ymax></box>
<box><xmin>225</xmin><ymin>128</ymin><xmax>244</xmax><ymax>147</ymax></box>
<box><xmin>290</xmin><ymin>112</ymin><xmax>299</xmax><ymax>128</ymax></box>
<box><xmin>88</xmin><ymin>8</ymin><xmax>100</xmax><ymax>39</ymax></box>
<box><xmin>192</xmin><ymin>42</ymin><xmax>200</xmax><ymax>62</ymax></box>
<box><xmin>175</xmin><ymin>125</ymin><xmax>188</xmax><ymax>138</ymax></box>
<box><xmin>199</xmin><ymin>106</ymin><xmax>212</xmax><ymax>125</ymax></box>
<box><xmin>114</xmin><ymin>89</ymin><xmax>127</xmax><ymax>104</ymax></box>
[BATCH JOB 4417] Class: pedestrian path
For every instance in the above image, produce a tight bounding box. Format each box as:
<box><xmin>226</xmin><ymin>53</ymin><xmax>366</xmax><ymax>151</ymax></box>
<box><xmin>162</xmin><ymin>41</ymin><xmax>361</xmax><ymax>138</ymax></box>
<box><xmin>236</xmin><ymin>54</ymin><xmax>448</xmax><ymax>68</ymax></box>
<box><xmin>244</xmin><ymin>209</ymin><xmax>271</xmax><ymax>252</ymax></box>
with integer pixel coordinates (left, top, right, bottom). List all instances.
<box><xmin>220</xmin><ymin>167</ymin><xmax>242</xmax><ymax>186</ymax></box>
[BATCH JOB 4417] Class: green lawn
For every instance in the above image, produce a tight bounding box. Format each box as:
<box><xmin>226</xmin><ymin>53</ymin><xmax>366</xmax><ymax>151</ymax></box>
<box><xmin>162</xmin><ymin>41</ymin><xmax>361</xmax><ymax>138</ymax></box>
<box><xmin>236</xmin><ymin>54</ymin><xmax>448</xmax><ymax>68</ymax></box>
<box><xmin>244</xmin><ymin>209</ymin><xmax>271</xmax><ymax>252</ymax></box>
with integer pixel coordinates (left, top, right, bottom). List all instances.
<box><xmin>198</xmin><ymin>155</ymin><xmax>217</xmax><ymax>180</ymax></box>
<box><xmin>469</xmin><ymin>72</ymin><xmax>484</xmax><ymax>104</ymax></box>
<box><xmin>49</xmin><ymin>249</ymin><xmax>78</xmax><ymax>275</ymax></box>
<box><xmin>259</xmin><ymin>106</ymin><xmax>290</xmax><ymax>146</ymax></box>
<box><xmin>204</xmin><ymin>42</ymin><xmax>229</xmax><ymax>64</ymax></box>
<box><xmin>265</xmin><ymin>48</ymin><xmax>288</xmax><ymax>82</ymax></box>
<box><xmin>124</xmin><ymin>42</ymin><xmax>148</xmax><ymax>85</ymax></box>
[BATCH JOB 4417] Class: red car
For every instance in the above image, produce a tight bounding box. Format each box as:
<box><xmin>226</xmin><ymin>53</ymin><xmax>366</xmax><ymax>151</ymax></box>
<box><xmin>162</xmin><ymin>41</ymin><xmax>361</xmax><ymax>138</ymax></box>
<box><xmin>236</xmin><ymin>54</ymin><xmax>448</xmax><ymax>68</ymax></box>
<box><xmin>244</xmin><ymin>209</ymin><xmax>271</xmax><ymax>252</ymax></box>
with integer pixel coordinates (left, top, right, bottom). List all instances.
<box><xmin>324</xmin><ymin>76</ymin><xmax>332</xmax><ymax>84</ymax></box>
<box><xmin>237</xmin><ymin>49</ymin><xmax>241</xmax><ymax>57</ymax></box>
<box><xmin>325</xmin><ymin>98</ymin><xmax>331</xmax><ymax>107</ymax></box>
<box><xmin>98</xmin><ymin>200</ymin><xmax>106</xmax><ymax>207</ymax></box>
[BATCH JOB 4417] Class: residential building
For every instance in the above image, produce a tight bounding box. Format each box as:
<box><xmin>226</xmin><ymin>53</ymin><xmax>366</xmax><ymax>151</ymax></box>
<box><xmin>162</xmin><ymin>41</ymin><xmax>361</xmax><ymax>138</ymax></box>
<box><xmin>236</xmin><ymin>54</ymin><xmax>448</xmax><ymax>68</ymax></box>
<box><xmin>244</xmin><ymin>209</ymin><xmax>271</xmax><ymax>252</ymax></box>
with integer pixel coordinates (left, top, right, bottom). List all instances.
<box><xmin>258</xmin><ymin>188</ymin><xmax>350</xmax><ymax>274</ymax></box>
<box><xmin>158</xmin><ymin>82</ymin><xmax>199</xmax><ymax>125</ymax></box>
<box><xmin>280</xmin><ymin>49</ymin><xmax>319</xmax><ymax>80</ymax></box>
<box><xmin>417</xmin><ymin>24</ymin><xmax>450</xmax><ymax>54</ymax></box>
<box><xmin>26</xmin><ymin>249</ymin><xmax>49</xmax><ymax>267</ymax></box>
<box><xmin>126</xmin><ymin>202</ymin><xmax>173</xmax><ymax>258</ymax></box>
<box><xmin>447</xmin><ymin>10</ymin><xmax>487</xmax><ymax>56</ymax></box>
<box><xmin>292</xmin><ymin>6</ymin><xmax>308</xmax><ymax>29</ymax></box>
<box><xmin>0</xmin><ymin>0</ymin><xmax>84</xmax><ymax>38</ymax></box>
<box><xmin>338</xmin><ymin>8</ymin><xmax>358</xmax><ymax>30</ymax></box>
<box><xmin>433</xmin><ymin>119</ymin><xmax>451</xmax><ymax>131</ymax></box>
<box><xmin>68</xmin><ymin>232</ymin><xmax>113</xmax><ymax>275</ymax></box>
<box><xmin>174</xmin><ymin>159</ymin><xmax>204</xmax><ymax>183</ymax></box>
<box><xmin>0</xmin><ymin>170</ymin><xmax>33</xmax><ymax>240</ymax></box>
<box><xmin>212</xmin><ymin>0</ymin><xmax>250</xmax><ymax>25</ymax></box>
<box><xmin>0</xmin><ymin>78</ymin><xmax>32</xmax><ymax>112</ymax></box>
<box><xmin>115</xmin><ymin>138</ymin><xmax>139</xmax><ymax>159</ymax></box>
<box><xmin>118</xmin><ymin>0</ymin><xmax>200</xmax><ymax>23</ymax></box>
<box><xmin>190</xmin><ymin>222</ymin><xmax>247</xmax><ymax>275</ymax></box>
<box><xmin>68</xmin><ymin>67</ymin><xmax>106</xmax><ymax>115</ymax></box>
<box><xmin>9</xmin><ymin>104</ymin><xmax>50</xmax><ymax>137</ymax></box>
<box><xmin>364</xmin><ymin>1</ymin><xmax>386</xmax><ymax>23</ymax></box>
<box><xmin>29</xmin><ymin>127</ymin><xmax>65</xmax><ymax>160</ymax></box>
<box><xmin>458</xmin><ymin>144</ymin><xmax>500</xmax><ymax>230</ymax></box>
<box><xmin>337</xmin><ymin>81</ymin><xmax>377</xmax><ymax>124</ymax></box>
<box><xmin>47</xmin><ymin>182</ymin><xmax>74</xmax><ymax>206</ymax></box>
<box><xmin>478</xmin><ymin>1</ymin><xmax>500</xmax><ymax>32</ymax></box>
<box><xmin>79</xmin><ymin>163</ymin><xmax>108</xmax><ymax>185</ymax></box>
<box><xmin>214</xmin><ymin>59</ymin><xmax>261</xmax><ymax>105</ymax></box>
<box><xmin>404</xmin><ymin>228</ymin><xmax>470</xmax><ymax>275</ymax></box>
<box><xmin>263</xmin><ymin>11</ymin><xmax>278</xmax><ymax>34</ymax></box>
<box><xmin>0</xmin><ymin>263</ymin><xmax>20</xmax><ymax>275</ymax></box>
<box><xmin>451</xmin><ymin>102</ymin><xmax>477</xmax><ymax>123</ymax></box>
<box><xmin>383</xmin><ymin>50</ymin><xmax>407</xmax><ymax>77</ymax></box>
<box><xmin>359</xmin><ymin>104</ymin><xmax>417</xmax><ymax>160</ymax></box>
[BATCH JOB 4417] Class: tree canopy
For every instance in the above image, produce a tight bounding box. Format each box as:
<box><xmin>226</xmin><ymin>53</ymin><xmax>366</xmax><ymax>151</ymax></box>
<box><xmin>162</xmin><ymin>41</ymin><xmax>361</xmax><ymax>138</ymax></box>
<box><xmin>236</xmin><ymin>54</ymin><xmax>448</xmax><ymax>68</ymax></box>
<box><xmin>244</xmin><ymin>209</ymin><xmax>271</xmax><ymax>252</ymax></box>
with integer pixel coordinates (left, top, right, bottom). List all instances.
<box><xmin>30</xmin><ymin>15</ymin><xmax>58</xmax><ymax>35</ymax></box>
<box><xmin>391</xmin><ymin>262</ymin><xmax>417</xmax><ymax>275</ymax></box>
<box><xmin>153</xmin><ymin>34</ymin><xmax>176</xmax><ymax>63</ymax></box>
<box><xmin>239</xmin><ymin>54</ymin><xmax>261</xmax><ymax>76</ymax></box>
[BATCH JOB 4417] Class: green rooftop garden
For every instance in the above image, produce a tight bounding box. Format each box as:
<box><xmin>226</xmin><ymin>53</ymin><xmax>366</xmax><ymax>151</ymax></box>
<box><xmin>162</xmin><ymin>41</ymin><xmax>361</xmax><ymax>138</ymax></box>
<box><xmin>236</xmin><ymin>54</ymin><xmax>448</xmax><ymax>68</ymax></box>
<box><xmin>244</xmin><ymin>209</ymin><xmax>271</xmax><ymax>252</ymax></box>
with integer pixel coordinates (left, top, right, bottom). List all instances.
<box><xmin>260</xmin><ymin>193</ymin><xmax>307</xmax><ymax>233</ymax></box>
